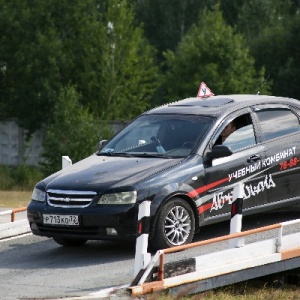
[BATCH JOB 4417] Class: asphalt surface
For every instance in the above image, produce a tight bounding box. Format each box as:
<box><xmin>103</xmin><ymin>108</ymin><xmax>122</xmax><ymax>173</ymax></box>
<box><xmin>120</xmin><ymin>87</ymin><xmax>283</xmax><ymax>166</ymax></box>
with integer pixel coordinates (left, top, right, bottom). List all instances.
<box><xmin>0</xmin><ymin>235</ymin><xmax>136</xmax><ymax>299</ymax></box>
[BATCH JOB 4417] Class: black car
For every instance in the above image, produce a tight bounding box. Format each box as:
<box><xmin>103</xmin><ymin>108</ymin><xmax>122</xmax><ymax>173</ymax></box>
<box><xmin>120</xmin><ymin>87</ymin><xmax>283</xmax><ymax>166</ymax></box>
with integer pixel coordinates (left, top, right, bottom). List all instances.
<box><xmin>27</xmin><ymin>94</ymin><xmax>300</xmax><ymax>250</ymax></box>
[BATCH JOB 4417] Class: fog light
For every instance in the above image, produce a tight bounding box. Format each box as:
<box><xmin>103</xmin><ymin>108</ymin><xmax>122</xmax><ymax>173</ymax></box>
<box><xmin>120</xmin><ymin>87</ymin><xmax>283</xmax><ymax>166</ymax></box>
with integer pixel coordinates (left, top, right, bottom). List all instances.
<box><xmin>106</xmin><ymin>228</ymin><xmax>117</xmax><ymax>236</ymax></box>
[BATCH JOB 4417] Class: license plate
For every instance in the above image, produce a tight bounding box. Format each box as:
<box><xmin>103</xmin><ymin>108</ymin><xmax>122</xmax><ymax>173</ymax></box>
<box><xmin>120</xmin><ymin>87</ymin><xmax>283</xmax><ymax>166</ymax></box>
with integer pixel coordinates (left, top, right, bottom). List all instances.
<box><xmin>43</xmin><ymin>214</ymin><xmax>79</xmax><ymax>226</ymax></box>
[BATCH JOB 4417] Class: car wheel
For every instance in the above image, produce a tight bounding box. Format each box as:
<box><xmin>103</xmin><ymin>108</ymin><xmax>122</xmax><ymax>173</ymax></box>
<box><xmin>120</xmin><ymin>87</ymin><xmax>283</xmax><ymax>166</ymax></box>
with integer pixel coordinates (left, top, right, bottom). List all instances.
<box><xmin>150</xmin><ymin>198</ymin><xmax>195</xmax><ymax>250</ymax></box>
<box><xmin>52</xmin><ymin>237</ymin><xmax>87</xmax><ymax>247</ymax></box>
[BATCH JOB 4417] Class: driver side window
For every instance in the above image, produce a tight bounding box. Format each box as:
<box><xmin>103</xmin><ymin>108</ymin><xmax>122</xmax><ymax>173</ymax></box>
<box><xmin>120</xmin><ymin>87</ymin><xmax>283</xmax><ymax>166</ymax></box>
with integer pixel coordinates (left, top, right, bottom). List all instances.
<box><xmin>214</xmin><ymin>113</ymin><xmax>256</xmax><ymax>152</ymax></box>
<box><xmin>223</xmin><ymin>124</ymin><xmax>256</xmax><ymax>151</ymax></box>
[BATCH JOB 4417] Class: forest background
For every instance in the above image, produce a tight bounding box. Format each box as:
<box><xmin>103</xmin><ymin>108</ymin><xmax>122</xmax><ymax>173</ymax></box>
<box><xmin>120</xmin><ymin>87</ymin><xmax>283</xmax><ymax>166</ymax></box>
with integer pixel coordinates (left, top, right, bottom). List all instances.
<box><xmin>1</xmin><ymin>3</ymin><xmax>300</xmax><ymax>297</ymax></box>
<box><xmin>1</xmin><ymin>0</ymin><xmax>300</xmax><ymax>178</ymax></box>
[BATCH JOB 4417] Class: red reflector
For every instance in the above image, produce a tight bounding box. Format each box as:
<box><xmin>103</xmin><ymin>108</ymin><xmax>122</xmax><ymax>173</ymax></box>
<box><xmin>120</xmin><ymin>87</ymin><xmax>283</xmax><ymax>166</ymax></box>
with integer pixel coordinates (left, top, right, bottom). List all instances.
<box><xmin>138</xmin><ymin>222</ymin><xmax>142</xmax><ymax>234</ymax></box>
<box><xmin>232</xmin><ymin>203</ymin><xmax>236</xmax><ymax>215</ymax></box>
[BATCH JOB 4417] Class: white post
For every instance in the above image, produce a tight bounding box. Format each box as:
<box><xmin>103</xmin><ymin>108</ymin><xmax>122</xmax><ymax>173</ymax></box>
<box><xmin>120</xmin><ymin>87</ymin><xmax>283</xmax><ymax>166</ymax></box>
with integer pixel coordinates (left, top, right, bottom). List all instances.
<box><xmin>229</xmin><ymin>182</ymin><xmax>245</xmax><ymax>248</ymax></box>
<box><xmin>133</xmin><ymin>201</ymin><xmax>151</xmax><ymax>281</ymax></box>
<box><xmin>62</xmin><ymin>156</ymin><xmax>72</xmax><ymax>169</ymax></box>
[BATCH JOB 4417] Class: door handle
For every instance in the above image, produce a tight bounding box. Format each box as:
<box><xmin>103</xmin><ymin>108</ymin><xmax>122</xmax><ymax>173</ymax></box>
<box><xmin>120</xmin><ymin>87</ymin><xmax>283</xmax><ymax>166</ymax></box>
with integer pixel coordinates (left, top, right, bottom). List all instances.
<box><xmin>247</xmin><ymin>154</ymin><xmax>261</xmax><ymax>163</ymax></box>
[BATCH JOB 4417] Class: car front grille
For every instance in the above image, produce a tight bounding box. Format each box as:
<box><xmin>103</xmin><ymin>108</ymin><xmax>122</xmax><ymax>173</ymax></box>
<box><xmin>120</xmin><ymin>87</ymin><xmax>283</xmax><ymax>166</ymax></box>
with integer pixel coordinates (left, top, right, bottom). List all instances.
<box><xmin>47</xmin><ymin>189</ymin><xmax>97</xmax><ymax>208</ymax></box>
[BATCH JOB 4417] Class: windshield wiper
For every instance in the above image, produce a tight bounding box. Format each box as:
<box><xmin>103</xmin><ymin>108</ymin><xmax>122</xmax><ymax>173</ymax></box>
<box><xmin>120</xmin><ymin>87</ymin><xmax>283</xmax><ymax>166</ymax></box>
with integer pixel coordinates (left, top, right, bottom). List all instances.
<box><xmin>132</xmin><ymin>153</ymin><xmax>172</xmax><ymax>158</ymax></box>
<box><xmin>97</xmin><ymin>152</ymin><xmax>173</xmax><ymax>158</ymax></box>
<box><xmin>97</xmin><ymin>152</ymin><xmax>134</xmax><ymax>157</ymax></box>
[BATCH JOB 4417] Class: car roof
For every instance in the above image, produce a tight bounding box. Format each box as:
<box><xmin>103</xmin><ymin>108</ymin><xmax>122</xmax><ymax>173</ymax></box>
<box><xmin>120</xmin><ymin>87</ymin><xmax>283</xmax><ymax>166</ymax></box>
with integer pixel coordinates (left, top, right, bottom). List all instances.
<box><xmin>145</xmin><ymin>94</ymin><xmax>300</xmax><ymax>117</ymax></box>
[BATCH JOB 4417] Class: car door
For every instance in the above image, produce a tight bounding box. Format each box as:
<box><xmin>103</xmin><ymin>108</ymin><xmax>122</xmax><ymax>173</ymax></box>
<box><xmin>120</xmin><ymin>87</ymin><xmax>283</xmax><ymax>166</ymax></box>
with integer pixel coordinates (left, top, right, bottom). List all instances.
<box><xmin>201</xmin><ymin>110</ymin><xmax>268</xmax><ymax>223</ymax></box>
<box><xmin>252</xmin><ymin>104</ymin><xmax>300</xmax><ymax>206</ymax></box>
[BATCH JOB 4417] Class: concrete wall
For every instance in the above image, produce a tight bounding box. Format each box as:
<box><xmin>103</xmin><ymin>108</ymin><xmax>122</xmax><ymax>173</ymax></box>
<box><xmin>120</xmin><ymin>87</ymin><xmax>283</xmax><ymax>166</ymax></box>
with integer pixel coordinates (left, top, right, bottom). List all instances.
<box><xmin>0</xmin><ymin>119</ymin><xmax>43</xmax><ymax>166</ymax></box>
<box><xmin>0</xmin><ymin>119</ymin><xmax>126</xmax><ymax>166</ymax></box>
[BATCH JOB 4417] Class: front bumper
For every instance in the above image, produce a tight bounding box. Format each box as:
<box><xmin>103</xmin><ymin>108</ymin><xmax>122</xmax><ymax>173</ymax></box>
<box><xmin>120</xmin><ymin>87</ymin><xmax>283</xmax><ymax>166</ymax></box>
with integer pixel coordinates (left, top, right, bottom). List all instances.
<box><xmin>27</xmin><ymin>200</ymin><xmax>139</xmax><ymax>241</ymax></box>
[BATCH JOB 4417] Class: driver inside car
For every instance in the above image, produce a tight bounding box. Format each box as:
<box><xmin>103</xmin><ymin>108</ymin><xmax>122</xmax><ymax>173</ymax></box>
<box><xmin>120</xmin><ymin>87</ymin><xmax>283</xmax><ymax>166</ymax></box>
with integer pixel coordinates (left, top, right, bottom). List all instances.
<box><xmin>221</xmin><ymin>121</ymin><xmax>236</xmax><ymax>143</ymax></box>
<box><xmin>215</xmin><ymin>120</ymin><xmax>236</xmax><ymax>145</ymax></box>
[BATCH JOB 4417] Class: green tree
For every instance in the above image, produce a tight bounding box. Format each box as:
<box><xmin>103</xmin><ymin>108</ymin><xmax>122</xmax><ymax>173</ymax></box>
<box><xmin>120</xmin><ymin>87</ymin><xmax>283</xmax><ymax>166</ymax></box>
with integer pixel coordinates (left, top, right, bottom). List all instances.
<box><xmin>97</xmin><ymin>0</ymin><xmax>160</xmax><ymax>120</ymax></box>
<box><xmin>40</xmin><ymin>86</ymin><xmax>101</xmax><ymax>176</ymax></box>
<box><xmin>234</xmin><ymin>0</ymin><xmax>300</xmax><ymax>99</ymax></box>
<box><xmin>0</xmin><ymin>0</ymin><xmax>159</xmax><ymax>134</ymax></box>
<box><xmin>162</xmin><ymin>5</ymin><xmax>268</xmax><ymax>101</ymax></box>
<box><xmin>0</xmin><ymin>0</ymin><xmax>105</xmax><ymax>134</ymax></box>
<box><xmin>220</xmin><ymin>0</ymin><xmax>241</xmax><ymax>27</ymax></box>
<box><xmin>134</xmin><ymin>0</ymin><xmax>215</xmax><ymax>60</ymax></box>
<box><xmin>274</xmin><ymin>13</ymin><xmax>300</xmax><ymax>98</ymax></box>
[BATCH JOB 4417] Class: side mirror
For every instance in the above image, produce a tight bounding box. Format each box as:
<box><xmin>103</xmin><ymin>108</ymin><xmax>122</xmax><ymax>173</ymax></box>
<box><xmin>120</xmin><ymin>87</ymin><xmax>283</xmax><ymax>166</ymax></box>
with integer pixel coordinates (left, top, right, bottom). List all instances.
<box><xmin>209</xmin><ymin>145</ymin><xmax>233</xmax><ymax>159</ymax></box>
<box><xmin>98</xmin><ymin>140</ymin><xmax>108</xmax><ymax>151</ymax></box>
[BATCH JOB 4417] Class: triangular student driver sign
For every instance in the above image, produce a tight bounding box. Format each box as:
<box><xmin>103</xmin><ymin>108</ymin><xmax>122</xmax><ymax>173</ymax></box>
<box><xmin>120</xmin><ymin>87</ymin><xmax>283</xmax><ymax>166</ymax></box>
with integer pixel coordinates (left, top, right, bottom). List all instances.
<box><xmin>197</xmin><ymin>82</ymin><xmax>214</xmax><ymax>98</ymax></box>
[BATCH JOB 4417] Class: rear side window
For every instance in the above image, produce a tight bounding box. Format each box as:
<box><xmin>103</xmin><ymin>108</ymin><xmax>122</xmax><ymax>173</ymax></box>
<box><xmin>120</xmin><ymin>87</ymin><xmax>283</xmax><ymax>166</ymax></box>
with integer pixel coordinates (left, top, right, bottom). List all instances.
<box><xmin>255</xmin><ymin>108</ymin><xmax>300</xmax><ymax>141</ymax></box>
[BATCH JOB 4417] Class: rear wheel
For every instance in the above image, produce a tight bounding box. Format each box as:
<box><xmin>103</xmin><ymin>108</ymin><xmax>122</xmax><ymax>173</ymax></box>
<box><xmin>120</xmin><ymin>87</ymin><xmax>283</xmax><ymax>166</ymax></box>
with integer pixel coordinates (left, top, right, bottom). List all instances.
<box><xmin>150</xmin><ymin>198</ymin><xmax>195</xmax><ymax>250</ymax></box>
<box><xmin>52</xmin><ymin>237</ymin><xmax>87</xmax><ymax>247</ymax></box>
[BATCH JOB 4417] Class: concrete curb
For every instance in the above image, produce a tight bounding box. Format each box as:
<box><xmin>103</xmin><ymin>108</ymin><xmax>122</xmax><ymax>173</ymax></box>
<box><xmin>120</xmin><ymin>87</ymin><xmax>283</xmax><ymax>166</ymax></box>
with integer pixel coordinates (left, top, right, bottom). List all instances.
<box><xmin>0</xmin><ymin>219</ymin><xmax>31</xmax><ymax>240</ymax></box>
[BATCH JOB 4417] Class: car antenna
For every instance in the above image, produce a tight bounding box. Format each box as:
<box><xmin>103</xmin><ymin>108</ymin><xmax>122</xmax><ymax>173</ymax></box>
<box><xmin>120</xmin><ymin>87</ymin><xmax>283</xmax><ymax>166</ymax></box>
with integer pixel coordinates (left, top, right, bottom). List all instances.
<box><xmin>256</xmin><ymin>74</ymin><xmax>270</xmax><ymax>95</ymax></box>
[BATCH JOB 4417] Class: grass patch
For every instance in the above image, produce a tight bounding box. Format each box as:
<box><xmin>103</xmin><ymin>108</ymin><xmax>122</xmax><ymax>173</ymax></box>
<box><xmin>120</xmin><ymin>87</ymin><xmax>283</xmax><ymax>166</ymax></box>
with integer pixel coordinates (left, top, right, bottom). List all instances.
<box><xmin>0</xmin><ymin>164</ymin><xmax>42</xmax><ymax>191</ymax></box>
<box><xmin>0</xmin><ymin>165</ymin><xmax>41</xmax><ymax>208</ymax></box>
<box><xmin>147</xmin><ymin>281</ymin><xmax>300</xmax><ymax>300</ymax></box>
<box><xmin>0</xmin><ymin>190</ymin><xmax>32</xmax><ymax>208</ymax></box>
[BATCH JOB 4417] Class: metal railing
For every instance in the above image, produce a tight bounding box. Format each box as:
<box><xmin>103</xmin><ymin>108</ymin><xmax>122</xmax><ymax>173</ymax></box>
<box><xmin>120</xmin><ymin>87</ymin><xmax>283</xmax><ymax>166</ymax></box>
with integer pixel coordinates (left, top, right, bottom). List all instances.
<box><xmin>130</xmin><ymin>218</ymin><xmax>300</xmax><ymax>296</ymax></box>
<box><xmin>0</xmin><ymin>207</ymin><xmax>27</xmax><ymax>222</ymax></box>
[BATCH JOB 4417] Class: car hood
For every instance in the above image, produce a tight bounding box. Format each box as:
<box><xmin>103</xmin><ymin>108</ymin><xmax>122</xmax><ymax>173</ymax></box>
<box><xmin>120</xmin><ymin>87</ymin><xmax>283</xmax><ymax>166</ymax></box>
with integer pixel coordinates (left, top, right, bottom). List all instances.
<box><xmin>43</xmin><ymin>154</ymin><xmax>181</xmax><ymax>193</ymax></box>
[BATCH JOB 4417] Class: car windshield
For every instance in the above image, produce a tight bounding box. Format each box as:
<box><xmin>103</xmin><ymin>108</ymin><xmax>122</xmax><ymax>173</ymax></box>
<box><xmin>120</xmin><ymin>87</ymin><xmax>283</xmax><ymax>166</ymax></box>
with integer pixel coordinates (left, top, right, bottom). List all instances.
<box><xmin>99</xmin><ymin>114</ymin><xmax>213</xmax><ymax>158</ymax></box>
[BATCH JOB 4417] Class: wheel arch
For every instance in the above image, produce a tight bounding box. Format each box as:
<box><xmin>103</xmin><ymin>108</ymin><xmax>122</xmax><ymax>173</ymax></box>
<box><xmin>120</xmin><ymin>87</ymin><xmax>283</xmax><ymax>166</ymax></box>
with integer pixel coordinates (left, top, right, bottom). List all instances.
<box><xmin>149</xmin><ymin>192</ymin><xmax>199</xmax><ymax>240</ymax></box>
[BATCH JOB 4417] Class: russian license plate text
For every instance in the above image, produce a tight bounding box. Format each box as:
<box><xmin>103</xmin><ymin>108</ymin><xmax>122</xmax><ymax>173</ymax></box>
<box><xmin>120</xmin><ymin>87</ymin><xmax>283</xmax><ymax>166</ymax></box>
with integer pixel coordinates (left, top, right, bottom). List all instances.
<box><xmin>43</xmin><ymin>214</ymin><xmax>79</xmax><ymax>226</ymax></box>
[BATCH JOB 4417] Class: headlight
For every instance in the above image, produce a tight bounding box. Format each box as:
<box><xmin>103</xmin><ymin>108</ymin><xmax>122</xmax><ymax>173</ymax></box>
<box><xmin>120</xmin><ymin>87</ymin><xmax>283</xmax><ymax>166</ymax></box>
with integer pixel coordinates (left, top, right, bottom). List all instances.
<box><xmin>31</xmin><ymin>187</ymin><xmax>46</xmax><ymax>202</ymax></box>
<box><xmin>98</xmin><ymin>191</ymin><xmax>137</xmax><ymax>205</ymax></box>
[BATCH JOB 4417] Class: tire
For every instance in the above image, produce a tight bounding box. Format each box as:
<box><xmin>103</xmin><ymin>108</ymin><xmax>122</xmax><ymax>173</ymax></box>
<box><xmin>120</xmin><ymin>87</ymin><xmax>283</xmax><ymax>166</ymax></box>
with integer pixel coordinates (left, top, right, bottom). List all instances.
<box><xmin>150</xmin><ymin>198</ymin><xmax>195</xmax><ymax>250</ymax></box>
<box><xmin>52</xmin><ymin>237</ymin><xmax>88</xmax><ymax>247</ymax></box>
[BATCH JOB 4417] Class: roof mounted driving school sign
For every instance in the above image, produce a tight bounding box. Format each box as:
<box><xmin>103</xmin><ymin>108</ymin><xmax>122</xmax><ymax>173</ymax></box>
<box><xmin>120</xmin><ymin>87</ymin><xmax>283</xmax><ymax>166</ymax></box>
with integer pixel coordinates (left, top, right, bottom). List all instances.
<box><xmin>197</xmin><ymin>82</ymin><xmax>214</xmax><ymax>98</ymax></box>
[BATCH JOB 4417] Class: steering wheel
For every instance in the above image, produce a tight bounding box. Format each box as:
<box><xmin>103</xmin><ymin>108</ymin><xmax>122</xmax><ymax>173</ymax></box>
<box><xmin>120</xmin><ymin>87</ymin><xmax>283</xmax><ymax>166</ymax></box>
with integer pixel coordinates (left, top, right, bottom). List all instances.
<box><xmin>150</xmin><ymin>136</ymin><xmax>166</xmax><ymax>153</ymax></box>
